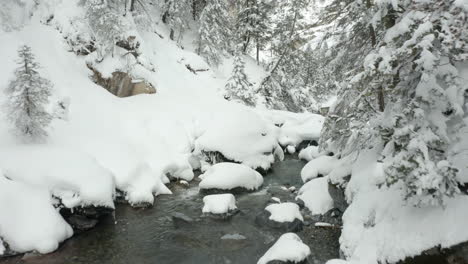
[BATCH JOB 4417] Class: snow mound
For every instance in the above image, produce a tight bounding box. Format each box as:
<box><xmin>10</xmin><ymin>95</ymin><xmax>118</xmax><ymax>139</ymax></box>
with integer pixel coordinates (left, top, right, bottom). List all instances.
<box><xmin>265</xmin><ymin>202</ymin><xmax>303</xmax><ymax>223</ymax></box>
<box><xmin>120</xmin><ymin>163</ymin><xmax>172</xmax><ymax>206</ymax></box>
<box><xmin>202</xmin><ymin>194</ymin><xmax>237</xmax><ymax>214</ymax></box>
<box><xmin>0</xmin><ymin>176</ymin><xmax>73</xmax><ymax>254</ymax></box>
<box><xmin>301</xmin><ymin>155</ymin><xmax>338</xmax><ymax>182</ymax></box>
<box><xmin>0</xmin><ymin>146</ymin><xmax>115</xmax><ymax>208</ymax></box>
<box><xmin>199</xmin><ymin>162</ymin><xmax>263</xmax><ymax>191</ymax></box>
<box><xmin>276</xmin><ymin>113</ymin><xmax>324</xmax><ymax>148</ymax></box>
<box><xmin>257</xmin><ymin>233</ymin><xmax>311</xmax><ymax>264</ymax></box>
<box><xmin>297</xmin><ymin>176</ymin><xmax>334</xmax><ymax>215</ymax></box>
<box><xmin>195</xmin><ymin>106</ymin><xmax>278</xmax><ymax>170</ymax></box>
<box><xmin>298</xmin><ymin>145</ymin><xmax>320</xmax><ymax>161</ymax></box>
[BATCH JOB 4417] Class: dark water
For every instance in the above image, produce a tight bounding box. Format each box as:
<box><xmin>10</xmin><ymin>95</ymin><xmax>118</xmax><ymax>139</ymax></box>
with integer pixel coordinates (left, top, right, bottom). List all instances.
<box><xmin>1</xmin><ymin>156</ymin><xmax>341</xmax><ymax>264</ymax></box>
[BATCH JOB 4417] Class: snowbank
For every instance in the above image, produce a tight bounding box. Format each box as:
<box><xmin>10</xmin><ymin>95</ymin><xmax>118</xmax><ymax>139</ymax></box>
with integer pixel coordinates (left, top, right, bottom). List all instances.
<box><xmin>257</xmin><ymin>233</ymin><xmax>311</xmax><ymax>264</ymax></box>
<box><xmin>301</xmin><ymin>155</ymin><xmax>338</xmax><ymax>182</ymax></box>
<box><xmin>298</xmin><ymin>145</ymin><xmax>320</xmax><ymax>161</ymax></box>
<box><xmin>120</xmin><ymin>163</ymin><xmax>172</xmax><ymax>206</ymax></box>
<box><xmin>199</xmin><ymin>162</ymin><xmax>264</xmax><ymax>191</ymax></box>
<box><xmin>0</xmin><ymin>176</ymin><xmax>73</xmax><ymax>254</ymax></box>
<box><xmin>297</xmin><ymin>176</ymin><xmax>334</xmax><ymax>215</ymax></box>
<box><xmin>195</xmin><ymin>106</ymin><xmax>278</xmax><ymax>171</ymax></box>
<box><xmin>340</xmin><ymin>149</ymin><xmax>468</xmax><ymax>263</ymax></box>
<box><xmin>0</xmin><ymin>146</ymin><xmax>115</xmax><ymax>208</ymax></box>
<box><xmin>202</xmin><ymin>194</ymin><xmax>237</xmax><ymax>214</ymax></box>
<box><xmin>265</xmin><ymin>202</ymin><xmax>303</xmax><ymax>223</ymax></box>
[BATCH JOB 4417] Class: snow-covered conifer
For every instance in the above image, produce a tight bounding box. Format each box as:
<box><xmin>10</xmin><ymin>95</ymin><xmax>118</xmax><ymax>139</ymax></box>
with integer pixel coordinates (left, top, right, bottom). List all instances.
<box><xmin>4</xmin><ymin>45</ymin><xmax>53</xmax><ymax>142</ymax></box>
<box><xmin>225</xmin><ymin>53</ymin><xmax>255</xmax><ymax>106</ymax></box>
<box><xmin>197</xmin><ymin>0</ymin><xmax>231</xmax><ymax>66</ymax></box>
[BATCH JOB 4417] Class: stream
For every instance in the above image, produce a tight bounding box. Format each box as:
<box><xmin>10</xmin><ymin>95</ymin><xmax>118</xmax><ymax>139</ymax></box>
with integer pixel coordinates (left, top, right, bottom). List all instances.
<box><xmin>0</xmin><ymin>155</ymin><xmax>341</xmax><ymax>264</ymax></box>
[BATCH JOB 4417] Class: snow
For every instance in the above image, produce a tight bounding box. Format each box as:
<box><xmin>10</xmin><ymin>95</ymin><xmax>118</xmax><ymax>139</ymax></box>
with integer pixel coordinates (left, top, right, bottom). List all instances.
<box><xmin>265</xmin><ymin>202</ymin><xmax>303</xmax><ymax>223</ymax></box>
<box><xmin>121</xmin><ymin>163</ymin><xmax>172</xmax><ymax>206</ymax></box>
<box><xmin>257</xmin><ymin>233</ymin><xmax>311</xmax><ymax>264</ymax></box>
<box><xmin>297</xmin><ymin>176</ymin><xmax>334</xmax><ymax>215</ymax></box>
<box><xmin>0</xmin><ymin>0</ymin><xmax>328</xmax><ymax>257</ymax></box>
<box><xmin>298</xmin><ymin>145</ymin><xmax>320</xmax><ymax>161</ymax></box>
<box><xmin>194</xmin><ymin>105</ymin><xmax>279</xmax><ymax>171</ymax></box>
<box><xmin>0</xmin><ymin>176</ymin><xmax>73</xmax><ymax>254</ymax></box>
<box><xmin>202</xmin><ymin>193</ymin><xmax>237</xmax><ymax>214</ymax></box>
<box><xmin>326</xmin><ymin>260</ymin><xmax>349</xmax><ymax>264</ymax></box>
<box><xmin>262</xmin><ymin>110</ymin><xmax>325</xmax><ymax>148</ymax></box>
<box><xmin>199</xmin><ymin>163</ymin><xmax>264</xmax><ymax>191</ymax></box>
<box><xmin>0</xmin><ymin>146</ymin><xmax>115</xmax><ymax>208</ymax></box>
<box><xmin>301</xmin><ymin>155</ymin><xmax>338</xmax><ymax>182</ymax></box>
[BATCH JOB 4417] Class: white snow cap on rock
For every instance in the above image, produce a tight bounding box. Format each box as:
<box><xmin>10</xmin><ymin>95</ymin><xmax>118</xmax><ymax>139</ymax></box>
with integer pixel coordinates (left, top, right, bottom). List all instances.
<box><xmin>0</xmin><ymin>176</ymin><xmax>73</xmax><ymax>254</ymax></box>
<box><xmin>0</xmin><ymin>146</ymin><xmax>115</xmax><ymax>208</ymax></box>
<box><xmin>199</xmin><ymin>163</ymin><xmax>263</xmax><ymax>191</ymax></box>
<box><xmin>202</xmin><ymin>194</ymin><xmax>237</xmax><ymax>214</ymax></box>
<box><xmin>297</xmin><ymin>176</ymin><xmax>334</xmax><ymax>215</ymax></box>
<box><xmin>265</xmin><ymin>202</ymin><xmax>303</xmax><ymax>223</ymax></box>
<box><xmin>195</xmin><ymin>106</ymin><xmax>278</xmax><ymax>170</ymax></box>
<box><xmin>257</xmin><ymin>233</ymin><xmax>311</xmax><ymax>264</ymax></box>
<box><xmin>301</xmin><ymin>155</ymin><xmax>338</xmax><ymax>182</ymax></box>
<box><xmin>298</xmin><ymin>145</ymin><xmax>320</xmax><ymax>161</ymax></box>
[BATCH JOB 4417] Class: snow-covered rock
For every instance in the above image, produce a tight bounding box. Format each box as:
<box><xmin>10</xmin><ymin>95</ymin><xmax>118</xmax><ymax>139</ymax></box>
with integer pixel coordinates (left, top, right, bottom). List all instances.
<box><xmin>0</xmin><ymin>146</ymin><xmax>115</xmax><ymax>208</ymax></box>
<box><xmin>298</xmin><ymin>145</ymin><xmax>320</xmax><ymax>161</ymax></box>
<box><xmin>257</xmin><ymin>233</ymin><xmax>311</xmax><ymax>264</ymax></box>
<box><xmin>195</xmin><ymin>106</ymin><xmax>278</xmax><ymax>171</ymax></box>
<box><xmin>265</xmin><ymin>202</ymin><xmax>303</xmax><ymax>223</ymax></box>
<box><xmin>301</xmin><ymin>155</ymin><xmax>338</xmax><ymax>182</ymax></box>
<box><xmin>199</xmin><ymin>162</ymin><xmax>263</xmax><ymax>191</ymax></box>
<box><xmin>0</xmin><ymin>176</ymin><xmax>73</xmax><ymax>254</ymax></box>
<box><xmin>120</xmin><ymin>163</ymin><xmax>172</xmax><ymax>206</ymax></box>
<box><xmin>202</xmin><ymin>193</ymin><xmax>237</xmax><ymax>214</ymax></box>
<box><xmin>297</xmin><ymin>176</ymin><xmax>334</xmax><ymax>215</ymax></box>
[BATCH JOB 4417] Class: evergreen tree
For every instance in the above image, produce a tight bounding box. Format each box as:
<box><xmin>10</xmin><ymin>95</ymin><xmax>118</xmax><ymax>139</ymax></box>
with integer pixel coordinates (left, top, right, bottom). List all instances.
<box><xmin>161</xmin><ymin>0</ymin><xmax>192</xmax><ymax>43</ymax></box>
<box><xmin>318</xmin><ymin>0</ymin><xmax>467</xmax><ymax>206</ymax></box>
<box><xmin>4</xmin><ymin>45</ymin><xmax>53</xmax><ymax>143</ymax></box>
<box><xmin>224</xmin><ymin>53</ymin><xmax>255</xmax><ymax>106</ymax></box>
<box><xmin>197</xmin><ymin>0</ymin><xmax>231</xmax><ymax>66</ymax></box>
<box><xmin>235</xmin><ymin>0</ymin><xmax>273</xmax><ymax>62</ymax></box>
<box><xmin>86</xmin><ymin>0</ymin><xmax>127</xmax><ymax>60</ymax></box>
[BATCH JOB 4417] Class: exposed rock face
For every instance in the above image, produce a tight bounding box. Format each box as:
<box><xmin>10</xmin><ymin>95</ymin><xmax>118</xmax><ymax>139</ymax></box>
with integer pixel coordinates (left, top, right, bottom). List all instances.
<box><xmin>88</xmin><ymin>66</ymin><xmax>156</xmax><ymax>97</ymax></box>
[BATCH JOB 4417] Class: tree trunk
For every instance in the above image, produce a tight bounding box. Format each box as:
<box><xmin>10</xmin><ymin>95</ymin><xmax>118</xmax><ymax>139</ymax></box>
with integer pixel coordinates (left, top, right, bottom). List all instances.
<box><xmin>129</xmin><ymin>0</ymin><xmax>136</xmax><ymax>12</ymax></box>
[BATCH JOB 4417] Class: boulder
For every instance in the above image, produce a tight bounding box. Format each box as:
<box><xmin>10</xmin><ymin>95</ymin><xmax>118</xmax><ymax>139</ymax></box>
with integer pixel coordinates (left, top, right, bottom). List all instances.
<box><xmin>88</xmin><ymin>66</ymin><xmax>156</xmax><ymax>97</ymax></box>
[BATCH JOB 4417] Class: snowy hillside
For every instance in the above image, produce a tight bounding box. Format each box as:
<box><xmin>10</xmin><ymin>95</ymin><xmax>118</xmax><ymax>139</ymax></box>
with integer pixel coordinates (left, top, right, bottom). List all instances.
<box><xmin>0</xmin><ymin>0</ymin><xmax>324</xmax><ymax>257</ymax></box>
<box><xmin>1</xmin><ymin>0</ymin><xmax>467</xmax><ymax>263</ymax></box>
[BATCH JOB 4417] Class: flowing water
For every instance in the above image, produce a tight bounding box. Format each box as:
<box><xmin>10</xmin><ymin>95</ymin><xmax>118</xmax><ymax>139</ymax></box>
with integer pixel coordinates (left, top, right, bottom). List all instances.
<box><xmin>1</xmin><ymin>156</ymin><xmax>341</xmax><ymax>264</ymax></box>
